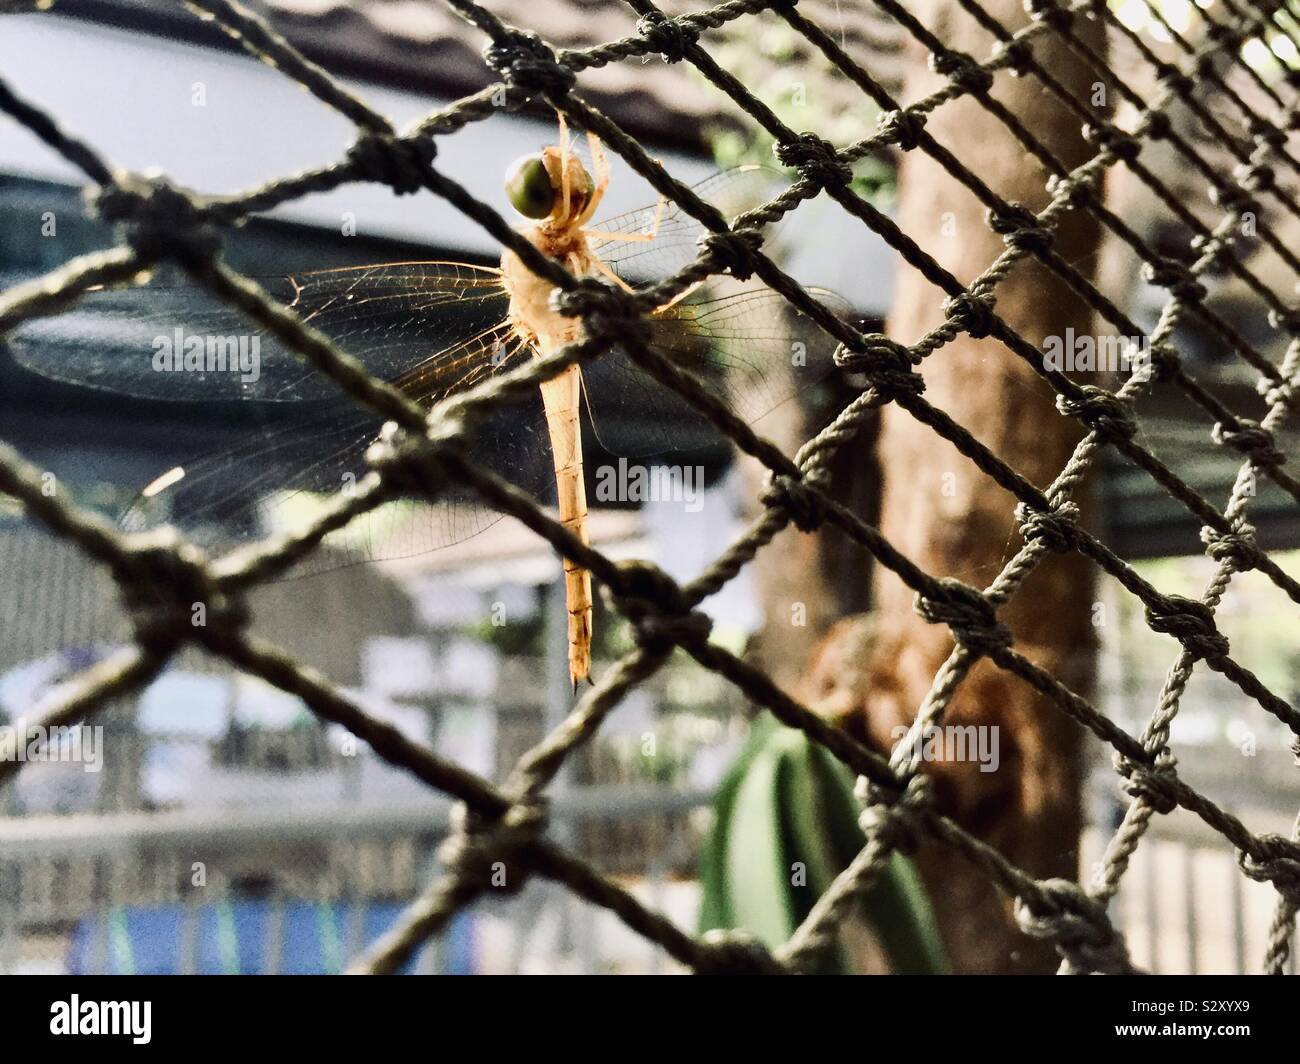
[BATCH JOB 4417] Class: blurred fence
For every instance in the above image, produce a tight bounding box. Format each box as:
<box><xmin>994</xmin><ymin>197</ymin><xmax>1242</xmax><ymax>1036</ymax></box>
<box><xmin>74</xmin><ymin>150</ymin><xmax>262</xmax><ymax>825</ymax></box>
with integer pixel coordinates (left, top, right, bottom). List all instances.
<box><xmin>1085</xmin><ymin>757</ymin><xmax>1300</xmax><ymax>976</ymax></box>
<box><xmin>0</xmin><ymin>769</ymin><xmax>711</xmax><ymax>974</ymax></box>
<box><xmin>1</xmin><ymin>0</ymin><xmax>1299</xmax><ymax>975</ymax></box>
<box><xmin>2</xmin><ymin>746</ymin><xmax>1292</xmax><ymax>974</ymax></box>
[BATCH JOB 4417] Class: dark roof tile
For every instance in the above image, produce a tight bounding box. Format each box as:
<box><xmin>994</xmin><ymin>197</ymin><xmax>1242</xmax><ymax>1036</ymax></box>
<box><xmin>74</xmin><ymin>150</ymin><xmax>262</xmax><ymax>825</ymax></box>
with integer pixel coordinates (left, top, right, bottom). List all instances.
<box><xmin>59</xmin><ymin>0</ymin><xmax>905</xmax><ymax>149</ymax></box>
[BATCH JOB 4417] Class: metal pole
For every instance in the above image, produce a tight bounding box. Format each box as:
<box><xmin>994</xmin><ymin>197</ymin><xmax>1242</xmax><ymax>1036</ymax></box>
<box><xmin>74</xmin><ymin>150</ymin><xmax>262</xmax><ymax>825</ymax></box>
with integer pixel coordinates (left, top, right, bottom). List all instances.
<box><xmin>1229</xmin><ymin>842</ymin><xmax>1247</xmax><ymax>974</ymax></box>
<box><xmin>0</xmin><ymin>862</ymin><xmax>18</xmax><ymax>974</ymax></box>
<box><xmin>1144</xmin><ymin>841</ymin><xmax>1160</xmax><ymax>972</ymax></box>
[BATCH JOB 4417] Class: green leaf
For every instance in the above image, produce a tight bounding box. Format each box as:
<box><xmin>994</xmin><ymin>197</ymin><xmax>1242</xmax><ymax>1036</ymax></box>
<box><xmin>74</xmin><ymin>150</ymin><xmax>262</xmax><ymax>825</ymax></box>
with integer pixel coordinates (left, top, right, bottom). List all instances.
<box><xmin>809</xmin><ymin>740</ymin><xmax>948</xmax><ymax>973</ymax></box>
<box><xmin>724</xmin><ymin>739</ymin><xmax>797</xmax><ymax>948</ymax></box>
<box><xmin>699</xmin><ymin>721</ymin><xmax>949</xmax><ymax>974</ymax></box>
<box><xmin>775</xmin><ymin>730</ymin><xmax>854</xmax><ymax>973</ymax></box>
<box><xmin>697</xmin><ymin>716</ymin><xmax>776</xmax><ymax>931</ymax></box>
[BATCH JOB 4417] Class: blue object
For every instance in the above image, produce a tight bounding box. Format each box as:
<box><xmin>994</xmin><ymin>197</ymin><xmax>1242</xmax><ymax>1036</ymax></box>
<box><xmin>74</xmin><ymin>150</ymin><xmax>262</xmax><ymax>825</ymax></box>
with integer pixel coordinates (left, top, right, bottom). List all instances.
<box><xmin>67</xmin><ymin>899</ymin><xmax>475</xmax><ymax>975</ymax></box>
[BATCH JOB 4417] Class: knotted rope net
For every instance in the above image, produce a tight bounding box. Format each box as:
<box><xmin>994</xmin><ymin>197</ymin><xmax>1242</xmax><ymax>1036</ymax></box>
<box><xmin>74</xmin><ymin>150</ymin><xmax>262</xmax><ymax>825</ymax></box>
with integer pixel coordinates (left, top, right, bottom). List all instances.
<box><xmin>0</xmin><ymin>0</ymin><xmax>1298</xmax><ymax>975</ymax></box>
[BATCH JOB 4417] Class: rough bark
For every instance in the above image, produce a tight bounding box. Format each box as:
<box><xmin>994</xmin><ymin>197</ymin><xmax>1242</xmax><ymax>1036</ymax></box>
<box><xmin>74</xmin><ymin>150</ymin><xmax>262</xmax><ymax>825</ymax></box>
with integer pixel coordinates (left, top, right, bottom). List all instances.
<box><xmin>802</xmin><ymin>1</ymin><xmax>1106</xmax><ymax>973</ymax></box>
<box><xmin>742</xmin><ymin>366</ymin><xmax>879</xmax><ymax>692</ymax></box>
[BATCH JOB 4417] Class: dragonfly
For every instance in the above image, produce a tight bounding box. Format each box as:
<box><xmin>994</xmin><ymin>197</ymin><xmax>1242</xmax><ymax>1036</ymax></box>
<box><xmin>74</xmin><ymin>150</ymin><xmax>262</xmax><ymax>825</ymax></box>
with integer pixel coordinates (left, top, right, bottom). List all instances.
<box><xmin>8</xmin><ymin>121</ymin><xmax>854</xmax><ymax>686</ymax></box>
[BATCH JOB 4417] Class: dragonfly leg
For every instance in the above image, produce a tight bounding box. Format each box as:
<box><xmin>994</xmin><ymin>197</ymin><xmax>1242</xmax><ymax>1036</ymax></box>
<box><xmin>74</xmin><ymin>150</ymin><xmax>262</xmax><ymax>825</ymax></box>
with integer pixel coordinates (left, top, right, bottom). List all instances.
<box><xmin>654</xmin><ymin>278</ymin><xmax>706</xmax><ymax>314</ymax></box>
<box><xmin>584</xmin><ymin>228</ymin><xmax>655</xmax><ymax>245</ymax></box>
<box><xmin>640</xmin><ymin>186</ymin><xmax>667</xmax><ymax>240</ymax></box>
<box><xmin>582</xmin><ymin>187</ymin><xmax>666</xmax><ymax>248</ymax></box>
<box><xmin>588</xmin><ymin>255</ymin><xmax>637</xmax><ymax>294</ymax></box>
<box><xmin>577</xmin><ymin>131</ymin><xmax>608</xmax><ymax>227</ymax></box>
<box><xmin>558</xmin><ymin>113</ymin><xmax>572</xmax><ymax>219</ymax></box>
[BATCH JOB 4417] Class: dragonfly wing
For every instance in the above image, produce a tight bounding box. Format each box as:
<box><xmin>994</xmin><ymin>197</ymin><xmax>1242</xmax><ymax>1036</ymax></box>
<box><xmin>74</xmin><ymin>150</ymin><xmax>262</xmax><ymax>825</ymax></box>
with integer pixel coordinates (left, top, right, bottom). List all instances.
<box><xmin>592</xmin><ymin>166</ymin><xmax>783</xmax><ymax>283</ymax></box>
<box><xmin>586</xmin><ymin>167</ymin><xmax>852</xmax><ymax>459</ymax></box>
<box><xmin>8</xmin><ymin>260</ymin><xmax>564</xmax><ymax>575</ymax></box>
<box><xmin>582</xmin><ymin>284</ymin><xmax>854</xmax><ymax>459</ymax></box>
<box><xmin>5</xmin><ymin>262</ymin><xmax>510</xmax><ymax>403</ymax></box>
<box><xmin>124</xmin><ymin>376</ymin><xmax>556</xmax><ymax>575</ymax></box>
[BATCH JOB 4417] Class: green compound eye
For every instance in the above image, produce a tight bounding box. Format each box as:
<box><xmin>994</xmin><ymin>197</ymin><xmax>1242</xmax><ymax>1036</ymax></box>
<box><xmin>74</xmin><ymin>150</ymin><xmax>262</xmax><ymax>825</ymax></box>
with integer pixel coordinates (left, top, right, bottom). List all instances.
<box><xmin>505</xmin><ymin>154</ymin><xmax>555</xmax><ymax>219</ymax></box>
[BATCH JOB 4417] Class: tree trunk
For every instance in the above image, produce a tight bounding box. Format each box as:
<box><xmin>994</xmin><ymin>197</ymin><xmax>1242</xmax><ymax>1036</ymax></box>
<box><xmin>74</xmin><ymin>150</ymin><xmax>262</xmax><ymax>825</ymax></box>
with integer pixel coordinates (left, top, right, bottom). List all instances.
<box><xmin>742</xmin><ymin>369</ymin><xmax>879</xmax><ymax>692</ymax></box>
<box><xmin>804</xmin><ymin>1</ymin><xmax>1106</xmax><ymax>973</ymax></box>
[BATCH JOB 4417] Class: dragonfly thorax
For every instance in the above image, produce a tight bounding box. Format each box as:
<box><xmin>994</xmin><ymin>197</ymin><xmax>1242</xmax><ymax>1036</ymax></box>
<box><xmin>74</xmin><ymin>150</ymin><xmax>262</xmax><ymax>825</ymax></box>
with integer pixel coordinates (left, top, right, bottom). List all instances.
<box><xmin>500</xmin><ymin>229</ymin><xmax>596</xmax><ymax>357</ymax></box>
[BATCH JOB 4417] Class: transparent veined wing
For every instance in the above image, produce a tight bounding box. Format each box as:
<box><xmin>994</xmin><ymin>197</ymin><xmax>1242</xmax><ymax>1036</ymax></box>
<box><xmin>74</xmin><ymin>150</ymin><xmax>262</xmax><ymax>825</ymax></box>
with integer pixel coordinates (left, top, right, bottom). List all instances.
<box><xmin>119</xmin><ymin>382</ymin><xmax>557</xmax><ymax>578</ymax></box>
<box><xmin>592</xmin><ymin>165</ymin><xmax>784</xmax><ymax>283</ymax></box>
<box><xmin>582</xmin><ymin>283</ymin><xmax>856</xmax><ymax>459</ymax></box>
<box><xmin>5</xmin><ymin>262</ymin><xmax>553</xmax><ymax>575</ymax></box>
<box><xmin>582</xmin><ymin>165</ymin><xmax>852</xmax><ymax>457</ymax></box>
<box><xmin>6</xmin><ymin>262</ymin><xmax>512</xmax><ymax>403</ymax></box>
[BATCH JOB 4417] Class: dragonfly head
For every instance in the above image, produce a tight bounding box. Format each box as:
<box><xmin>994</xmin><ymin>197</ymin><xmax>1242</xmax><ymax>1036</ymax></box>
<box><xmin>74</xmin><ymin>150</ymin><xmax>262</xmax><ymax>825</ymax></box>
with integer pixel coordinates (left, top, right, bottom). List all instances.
<box><xmin>505</xmin><ymin>149</ymin><xmax>595</xmax><ymax>226</ymax></box>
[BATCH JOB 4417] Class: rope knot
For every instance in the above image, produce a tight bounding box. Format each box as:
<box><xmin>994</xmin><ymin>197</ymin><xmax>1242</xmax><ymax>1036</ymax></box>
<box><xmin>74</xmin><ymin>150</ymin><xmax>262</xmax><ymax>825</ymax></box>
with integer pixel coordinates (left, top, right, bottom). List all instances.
<box><xmin>1140</xmin><ymin>110</ymin><xmax>1172</xmax><ymax>140</ymax></box>
<box><xmin>1200</xmin><ymin>523</ymin><xmax>1260</xmax><ymax>570</ymax></box>
<box><xmin>1235</xmin><ymin>161</ymin><xmax>1275</xmax><ymax>193</ymax></box>
<box><xmin>1155</xmin><ymin>63</ymin><xmax>1195</xmax><ymax>96</ymax></box>
<box><xmin>1014</xmin><ymin>500</ymin><xmax>1080</xmax><ymax>553</ymax></box>
<box><xmin>943</xmin><ymin>292</ymin><xmax>995</xmax><ymax>339</ymax></box>
<box><xmin>834</xmin><ymin>334</ymin><xmax>924</xmax><ymax>398</ymax></box>
<box><xmin>1025</xmin><ymin>0</ymin><xmax>1074</xmax><ymax>31</ymax></box>
<box><xmin>1268</xmin><ymin>306</ymin><xmax>1300</xmax><ymax>335</ymax></box>
<box><xmin>1212</xmin><ymin>418</ymin><xmax>1285</xmax><ymax>470</ymax></box>
<box><xmin>365</xmin><ymin>420</ymin><xmax>450</xmax><ymax>498</ymax></box>
<box><xmin>1209</xmin><ymin>182</ymin><xmax>1259</xmax><ymax>216</ymax></box>
<box><xmin>929</xmin><ymin>50</ymin><xmax>995</xmax><ymax>94</ymax></box>
<box><xmin>1141</xmin><ymin>257</ymin><xmax>1207</xmax><ymax>304</ymax></box>
<box><xmin>1046</xmin><ymin>172</ymin><xmax>1094</xmax><ymax>209</ymax></box>
<box><xmin>346</xmin><ymin>131</ymin><xmax>436</xmax><ymax>195</ymax></box>
<box><xmin>120</xmin><ymin>529</ymin><xmax>247</xmax><ymax>646</ymax></box>
<box><xmin>1143</xmin><ymin>340</ymin><xmax>1181</xmax><ymax>382</ymax></box>
<box><xmin>1082</xmin><ymin>122</ymin><xmax>1141</xmax><ymax>163</ymax></box>
<box><xmin>553</xmin><ymin>279</ymin><xmax>651</xmax><ymax>344</ymax></box>
<box><xmin>607</xmin><ymin>559</ymin><xmax>711</xmax><ymax>652</ymax></box>
<box><xmin>876</xmin><ymin>109</ymin><xmax>926</xmax><ymax>151</ymax></box>
<box><xmin>1115</xmin><ymin>754</ymin><xmax>1180</xmax><ymax>815</ymax></box>
<box><xmin>437</xmin><ymin>800</ymin><xmax>546</xmax><ymax>896</ymax></box>
<box><xmin>1055</xmin><ymin>386</ymin><xmax>1136</xmax><ymax>442</ymax></box>
<box><xmin>88</xmin><ymin>172</ymin><xmax>221</xmax><ymax>266</ymax></box>
<box><xmin>636</xmin><ymin>12</ymin><xmax>698</xmax><ymax>63</ymax></box>
<box><xmin>773</xmin><ymin>134</ymin><xmax>852</xmax><ymax>189</ymax></box>
<box><xmin>1144</xmin><ymin>594</ymin><xmax>1230</xmax><ymax>661</ymax></box>
<box><xmin>1238</xmin><ymin>835</ymin><xmax>1300</xmax><ymax>903</ymax></box>
<box><xmin>993</xmin><ymin>38</ymin><xmax>1034</xmax><ymax>76</ymax></box>
<box><xmin>760</xmin><ymin>472</ymin><xmax>827</xmax><ymax>532</ymax></box>
<box><xmin>858</xmin><ymin>774</ymin><xmax>933</xmax><ymax>855</ymax></box>
<box><xmin>1190</xmin><ymin>231</ymin><xmax>1226</xmax><ymax>267</ymax></box>
<box><xmin>914</xmin><ymin>578</ymin><xmax>1012</xmax><ymax>655</ymax></box>
<box><xmin>1013</xmin><ymin>878</ymin><xmax>1132</xmax><ymax>974</ymax></box>
<box><xmin>483</xmin><ymin>31</ymin><xmax>575</xmax><ymax>97</ymax></box>
<box><xmin>697</xmin><ymin>228</ymin><xmax>763</xmax><ymax>281</ymax></box>
<box><xmin>1250</xmin><ymin>118</ymin><xmax>1288</xmax><ymax>153</ymax></box>
<box><xmin>697</xmin><ymin>929</ymin><xmax>785</xmax><ymax>974</ymax></box>
<box><xmin>985</xmin><ymin>201</ymin><xmax>1053</xmax><ymax>254</ymax></box>
<box><xmin>1258</xmin><ymin>374</ymin><xmax>1297</xmax><ymax>411</ymax></box>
